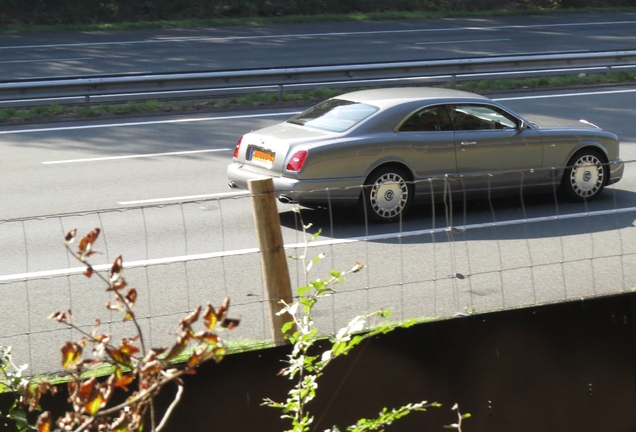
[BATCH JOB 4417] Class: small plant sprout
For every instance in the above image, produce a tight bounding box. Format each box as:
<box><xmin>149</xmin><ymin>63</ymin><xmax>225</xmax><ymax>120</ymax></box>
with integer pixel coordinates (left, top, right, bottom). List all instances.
<box><xmin>265</xmin><ymin>212</ymin><xmax>467</xmax><ymax>431</ymax></box>
<box><xmin>444</xmin><ymin>403</ymin><xmax>471</xmax><ymax>431</ymax></box>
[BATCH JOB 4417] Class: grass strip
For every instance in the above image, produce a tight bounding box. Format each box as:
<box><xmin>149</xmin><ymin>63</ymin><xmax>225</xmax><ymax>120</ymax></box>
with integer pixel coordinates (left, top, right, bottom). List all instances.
<box><xmin>2</xmin><ymin>7</ymin><xmax>635</xmax><ymax>35</ymax></box>
<box><xmin>1</xmin><ymin>71</ymin><xmax>634</xmax><ymax>124</ymax></box>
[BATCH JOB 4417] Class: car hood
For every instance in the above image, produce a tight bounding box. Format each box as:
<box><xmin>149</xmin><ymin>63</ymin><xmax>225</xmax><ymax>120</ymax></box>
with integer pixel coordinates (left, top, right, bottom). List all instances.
<box><xmin>527</xmin><ymin>116</ymin><xmax>602</xmax><ymax>130</ymax></box>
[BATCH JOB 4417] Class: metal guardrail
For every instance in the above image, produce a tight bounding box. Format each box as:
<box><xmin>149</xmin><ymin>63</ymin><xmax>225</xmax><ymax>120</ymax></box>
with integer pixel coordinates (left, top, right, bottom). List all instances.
<box><xmin>1</xmin><ymin>50</ymin><xmax>636</xmax><ymax>106</ymax></box>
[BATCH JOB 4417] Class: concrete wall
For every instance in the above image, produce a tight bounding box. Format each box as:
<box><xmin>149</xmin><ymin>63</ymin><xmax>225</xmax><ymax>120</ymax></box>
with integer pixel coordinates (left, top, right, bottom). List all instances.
<box><xmin>156</xmin><ymin>292</ymin><xmax>636</xmax><ymax>431</ymax></box>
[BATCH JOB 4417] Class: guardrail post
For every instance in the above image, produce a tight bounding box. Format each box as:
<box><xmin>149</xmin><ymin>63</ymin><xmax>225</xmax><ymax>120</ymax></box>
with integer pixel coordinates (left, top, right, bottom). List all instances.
<box><xmin>84</xmin><ymin>95</ymin><xmax>90</xmax><ymax>109</ymax></box>
<box><xmin>248</xmin><ymin>178</ymin><xmax>296</xmax><ymax>346</ymax></box>
<box><xmin>450</xmin><ymin>74</ymin><xmax>456</xmax><ymax>89</ymax></box>
<box><xmin>278</xmin><ymin>85</ymin><xmax>283</xmax><ymax>103</ymax></box>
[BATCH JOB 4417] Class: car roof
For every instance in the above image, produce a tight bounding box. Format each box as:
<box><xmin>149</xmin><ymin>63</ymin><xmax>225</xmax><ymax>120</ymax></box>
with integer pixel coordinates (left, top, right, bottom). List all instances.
<box><xmin>337</xmin><ymin>87</ymin><xmax>490</xmax><ymax>108</ymax></box>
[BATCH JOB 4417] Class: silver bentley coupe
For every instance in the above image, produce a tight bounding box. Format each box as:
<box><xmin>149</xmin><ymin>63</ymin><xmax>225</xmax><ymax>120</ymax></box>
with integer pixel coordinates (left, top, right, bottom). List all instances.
<box><xmin>227</xmin><ymin>87</ymin><xmax>623</xmax><ymax>222</ymax></box>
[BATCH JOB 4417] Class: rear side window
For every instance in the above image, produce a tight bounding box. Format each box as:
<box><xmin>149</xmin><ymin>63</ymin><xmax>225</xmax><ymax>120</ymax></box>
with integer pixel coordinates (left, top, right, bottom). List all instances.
<box><xmin>287</xmin><ymin>99</ymin><xmax>378</xmax><ymax>132</ymax></box>
<box><xmin>398</xmin><ymin>105</ymin><xmax>453</xmax><ymax>132</ymax></box>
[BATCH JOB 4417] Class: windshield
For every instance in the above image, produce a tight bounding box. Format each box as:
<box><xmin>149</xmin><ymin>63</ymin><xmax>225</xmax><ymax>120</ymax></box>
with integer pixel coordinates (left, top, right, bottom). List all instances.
<box><xmin>287</xmin><ymin>99</ymin><xmax>378</xmax><ymax>132</ymax></box>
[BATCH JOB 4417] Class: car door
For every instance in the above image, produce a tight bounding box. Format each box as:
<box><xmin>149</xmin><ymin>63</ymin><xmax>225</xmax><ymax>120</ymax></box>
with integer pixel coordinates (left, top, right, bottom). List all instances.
<box><xmin>449</xmin><ymin>104</ymin><xmax>544</xmax><ymax>194</ymax></box>
<box><xmin>394</xmin><ymin>105</ymin><xmax>457</xmax><ymax>198</ymax></box>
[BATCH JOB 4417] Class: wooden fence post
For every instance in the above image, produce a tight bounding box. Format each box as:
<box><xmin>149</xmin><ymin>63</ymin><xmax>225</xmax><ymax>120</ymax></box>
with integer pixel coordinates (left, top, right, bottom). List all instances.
<box><xmin>248</xmin><ymin>178</ymin><xmax>296</xmax><ymax>346</ymax></box>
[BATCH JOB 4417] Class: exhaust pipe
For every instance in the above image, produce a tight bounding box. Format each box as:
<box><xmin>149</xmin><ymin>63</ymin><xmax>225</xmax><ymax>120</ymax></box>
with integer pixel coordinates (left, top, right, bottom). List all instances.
<box><xmin>228</xmin><ymin>181</ymin><xmax>237</xmax><ymax>189</ymax></box>
<box><xmin>278</xmin><ymin>195</ymin><xmax>296</xmax><ymax>204</ymax></box>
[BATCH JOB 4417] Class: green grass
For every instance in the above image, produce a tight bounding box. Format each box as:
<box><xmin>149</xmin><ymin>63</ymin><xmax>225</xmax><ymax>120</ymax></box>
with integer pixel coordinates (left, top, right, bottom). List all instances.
<box><xmin>1</xmin><ymin>71</ymin><xmax>634</xmax><ymax>124</ymax></box>
<box><xmin>453</xmin><ymin>70</ymin><xmax>636</xmax><ymax>93</ymax></box>
<box><xmin>0</xmin><ymin>338</ymin><xmax>276</xmax><ymax>390</ymax></box>
<box><xmin>3</xmin><ymin>314</ymin><xmax>439</xmax><ymax>387</ymax></box>
<box><xmin>1</xmin><ymin>7</ymin><xmax>635</xmax><ymax>35</ymax></box>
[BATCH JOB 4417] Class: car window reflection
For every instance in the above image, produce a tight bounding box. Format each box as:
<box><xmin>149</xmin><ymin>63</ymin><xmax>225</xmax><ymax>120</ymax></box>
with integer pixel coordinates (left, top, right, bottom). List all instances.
<box><xmin>287</xmin><ymin>99</ymin><xmax>378</xmax><ymax>132</ymax></box>
<box><xmin>449</xmin><ymin>105</ymin><xmax>518</xmax><ymax>130</ymax></box>
<box><xmin>397</xmin><ymin>105</ymin><xmax>453</xmax><ymax>132</ymax></box>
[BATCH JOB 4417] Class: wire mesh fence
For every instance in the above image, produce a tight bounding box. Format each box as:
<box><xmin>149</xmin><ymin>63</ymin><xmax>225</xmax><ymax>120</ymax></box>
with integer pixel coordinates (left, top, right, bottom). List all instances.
<box><xmin>1</xmin><ymin>167</ymin><xmax>634</xmax><ymax>374</ymax></box>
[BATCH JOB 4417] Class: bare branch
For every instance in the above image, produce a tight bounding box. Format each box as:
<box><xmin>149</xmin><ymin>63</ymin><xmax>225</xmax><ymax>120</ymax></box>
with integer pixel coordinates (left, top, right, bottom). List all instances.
<box><xmin>155</xmin><ymin>384</ymin><xmax>184</xmax><ymax>432</ymax></box>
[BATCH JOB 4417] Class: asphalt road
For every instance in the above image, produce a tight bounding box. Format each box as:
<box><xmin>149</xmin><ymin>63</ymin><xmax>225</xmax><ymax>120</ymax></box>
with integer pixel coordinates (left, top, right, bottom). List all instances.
<box><xmin>1</xmin><ymin>12</ymin><xmax>636</xmax><ymax>79</ymax></box>
<box><xmin>2</xmin><ymin>11</ymin><xmax>636</xmax><ymax>373</ymax></box>
<box><xmin>2</xmin><ymin>85</ymin><xmax>636</xmax><ymax>373</ymax></box>
<box><xmin>1</xmin><ymin>86</ymin><xmax>635</xmax><ymax>220</ymax></box>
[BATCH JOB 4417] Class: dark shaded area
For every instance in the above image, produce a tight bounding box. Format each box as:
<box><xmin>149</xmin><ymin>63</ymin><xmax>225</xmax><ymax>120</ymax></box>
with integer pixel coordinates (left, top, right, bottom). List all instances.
<box><xmin>3</xmin><ymin>293</ymin><xmax>636</xmax><ymax>430</ymax></box>
<box><xmin>279</xmin><ymin>188</ymin><xmax>636</xmax><ymax>243</ymax></box>
<box><xmin>154</xmin><ymin>292</ymin><xmax>636</xmax><ymax>431</ymax></box>
<box><xmin>2</xmin><ymin>0</ymin><xmax>633</xmax><ymax>26</ymax></box>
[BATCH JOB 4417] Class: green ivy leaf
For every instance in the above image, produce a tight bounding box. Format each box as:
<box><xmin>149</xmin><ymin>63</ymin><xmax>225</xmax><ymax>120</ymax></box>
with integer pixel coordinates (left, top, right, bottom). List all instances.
<box><xmin>309</xmin><ymin>279</ymin><xmax>325</xmax><ymax>290</ymax></box>
<box><xmin>281</xmin><ymin>321</ymin><xmax>295</xmax><ymax>334</ymax></box>
<box><xmin>297</xmin><ymin>285</ymin><xmax>310</xmax><ymax>296</ymax></box>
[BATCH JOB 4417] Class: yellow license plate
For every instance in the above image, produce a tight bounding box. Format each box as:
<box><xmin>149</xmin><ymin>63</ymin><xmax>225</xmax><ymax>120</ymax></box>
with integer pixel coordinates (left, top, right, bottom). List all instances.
<box><xmin>252</xmin><ymin>148</ymin><xmax>275</xmax><ymax>163</ymax></box>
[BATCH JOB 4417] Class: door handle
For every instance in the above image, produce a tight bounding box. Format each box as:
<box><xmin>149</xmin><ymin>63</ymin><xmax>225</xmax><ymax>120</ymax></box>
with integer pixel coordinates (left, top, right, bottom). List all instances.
<box><xmin>460</xmin><ymin>141</ymin><xmax>477</xmax><ymax>146</ymax></box>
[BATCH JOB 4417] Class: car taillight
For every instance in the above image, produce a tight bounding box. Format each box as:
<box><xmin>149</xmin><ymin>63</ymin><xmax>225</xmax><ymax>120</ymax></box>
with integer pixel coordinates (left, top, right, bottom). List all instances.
<box><xmin>233</xmin><ymin>138</ymin><xmax>243</xmax><ymax>159</ymax></box>
<box><xmin>286</xmin><ymin>150</ymin><xmax>308</xmax><ymax>172</ymax></box>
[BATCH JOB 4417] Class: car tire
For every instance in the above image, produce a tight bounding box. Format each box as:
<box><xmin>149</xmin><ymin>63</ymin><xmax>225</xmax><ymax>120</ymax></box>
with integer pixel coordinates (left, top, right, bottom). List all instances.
<box><xmin>361</xmin><ymin>166</ymin><xmax>413</xmax><ymax>223</ymax></box>
<box><xmin>560</xmin><ymin>149</ymin><xmax>606</xmax><ymax>201</ymax></box>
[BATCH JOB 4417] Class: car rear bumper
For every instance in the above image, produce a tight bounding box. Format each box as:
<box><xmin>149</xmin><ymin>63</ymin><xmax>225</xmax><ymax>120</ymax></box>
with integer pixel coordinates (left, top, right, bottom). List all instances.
<box><xmin>227</xmin><ymin>163</ymin><xmax>363</xmax><ymax>204</ymax></box>
<box><xmin>227</xmin><ymin>162</ymin><xmax>298</xmax><ymax>190</ymax></box>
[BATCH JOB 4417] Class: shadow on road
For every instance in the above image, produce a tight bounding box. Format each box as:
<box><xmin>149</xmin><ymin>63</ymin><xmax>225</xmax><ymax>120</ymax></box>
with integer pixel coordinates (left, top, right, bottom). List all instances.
<box><xmin>279</xmin><ymin>188</ymin><xmax>636</xmax><ymax>244</ymax></box>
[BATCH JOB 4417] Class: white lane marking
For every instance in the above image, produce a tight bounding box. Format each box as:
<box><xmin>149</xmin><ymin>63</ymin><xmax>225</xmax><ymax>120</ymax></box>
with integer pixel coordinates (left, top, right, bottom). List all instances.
<box><xmin>0</xmin><ymin>111</ymin><xmax>298</xmax><ymax>135</ymax></box>
<box><xmin>462</xmin><ymin>66</ymin><xmax>613</xmax><ymax>78</ymax></box>
<box><xmin>0</xmin><ymin>57</ymin><xmax>93</xmax><ymax>64</ymax></box>
<box><xmin>3</xmin><ymin>205</ymin><xmax>634</xmax><ymax>283</ymax></box>
<box><xmin>42</xmin><ymin>148</ymin><xmax>230</xmax><ymax>165</ymax></box>
<box><xmin>118</xmin><ymin>190</ymin><xmax>250</xmax><ymax>205</ymax></box>
<box><xmin>416</xmin><ymin>38</ymin><xmax>510</xmax><ymax>45</ymax></box>
<box><xmin>1</xmin><ymin>20</ymin><xmax>635</xmax><ymax>50</ymax></box>
<box><xmin>509</xmin><ymin>49</ymin><xmax>589</xmax><ymax>55</ymax></box>
<box><xmin>494</xmin><ymin>87</ymin><xmax>636</xmax><ymax>101</ymax></box>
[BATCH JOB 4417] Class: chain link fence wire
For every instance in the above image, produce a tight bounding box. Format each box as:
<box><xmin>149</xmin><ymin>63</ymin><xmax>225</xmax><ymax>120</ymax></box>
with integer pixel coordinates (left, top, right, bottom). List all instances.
<box><xmin>1</xmin><ymin>164</ymin><xmax>634</xmax><ymax>374</ymax></box>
